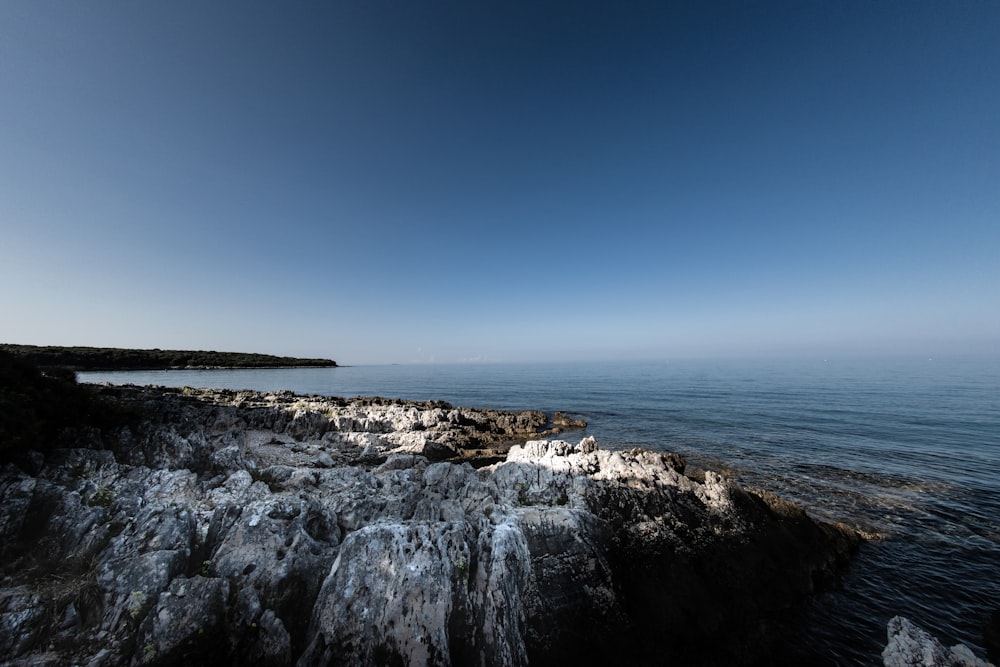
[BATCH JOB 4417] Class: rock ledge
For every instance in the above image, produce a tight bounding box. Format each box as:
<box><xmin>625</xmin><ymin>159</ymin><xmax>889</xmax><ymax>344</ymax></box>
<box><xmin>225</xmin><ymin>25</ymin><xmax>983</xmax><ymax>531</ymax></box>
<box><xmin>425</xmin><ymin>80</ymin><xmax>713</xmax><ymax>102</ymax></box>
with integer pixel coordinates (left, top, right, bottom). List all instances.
<box><xmin>883</xmin><ymin>616</ymin><xmax>995</xmax><ymax>667</ymax></box>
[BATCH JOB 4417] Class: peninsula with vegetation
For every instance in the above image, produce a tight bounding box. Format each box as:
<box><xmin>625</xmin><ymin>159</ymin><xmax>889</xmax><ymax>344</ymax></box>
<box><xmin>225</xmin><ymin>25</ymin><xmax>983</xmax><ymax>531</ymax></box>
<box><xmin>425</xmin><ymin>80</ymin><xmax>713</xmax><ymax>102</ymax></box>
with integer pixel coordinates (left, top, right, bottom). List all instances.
<box><xmin>0</xmin><ymin>344</ymin><xmax>337</xmax><ymax>371</ymax></box>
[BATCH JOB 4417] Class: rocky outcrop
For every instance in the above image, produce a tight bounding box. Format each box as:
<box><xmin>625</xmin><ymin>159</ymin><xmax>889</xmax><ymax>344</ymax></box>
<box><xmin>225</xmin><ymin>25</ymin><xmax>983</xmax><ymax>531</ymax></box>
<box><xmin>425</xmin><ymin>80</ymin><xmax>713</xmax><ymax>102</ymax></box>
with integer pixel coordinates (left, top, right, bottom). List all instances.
<box><xmin>0</xmin><ymin>386</ymin><xmax>859</xmax><ymax>666</ymax></box>
<box><xmin>883</xmin><ymin>616</ymin><xmax>995</xmax><ymax>667</ymax></box>
<box><xmin>105</xmin><ymin>385</ymin><xmax>580</xmax><ymax>468</ymax></box>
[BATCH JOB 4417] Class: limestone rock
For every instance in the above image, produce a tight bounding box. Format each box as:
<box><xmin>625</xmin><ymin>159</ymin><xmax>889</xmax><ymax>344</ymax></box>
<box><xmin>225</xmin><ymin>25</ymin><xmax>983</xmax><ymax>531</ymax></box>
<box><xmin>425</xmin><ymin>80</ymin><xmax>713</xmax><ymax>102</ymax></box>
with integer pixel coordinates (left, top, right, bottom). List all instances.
<box><xmin>0</xmin><ymin>587</ymin><xmax>46</xmax><ymax>658</ymax></box>
<box><xmin>286</xmin><ymin>409</ymin><xmax>329</xmax><ymax>441</ymax></box>
<box><xmin>302</xmin><ymin>522</ymin><xmax>477</xmax><ymax>666</ymax></box>
<box><xmin>883</xmin><ymin>616</ymin><xmax>994</xmax><ymax>667</ymax></box>
<box><xmin>135</xmin><ymin>576</ymin><xmax>230</xmax><ymax>665</ymax></box>
<box><xmin>0</xmin><ymin>384</ymin><xmax>859</xmax><ymax>667</ymax></box>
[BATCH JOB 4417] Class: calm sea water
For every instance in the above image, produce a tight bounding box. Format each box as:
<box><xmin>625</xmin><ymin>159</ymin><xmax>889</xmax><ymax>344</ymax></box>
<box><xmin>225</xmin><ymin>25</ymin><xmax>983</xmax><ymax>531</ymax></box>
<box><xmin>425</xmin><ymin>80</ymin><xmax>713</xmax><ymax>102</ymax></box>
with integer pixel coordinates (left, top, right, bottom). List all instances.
<box><xmin>81</xmin><ymin>356</ymin><xmax>1000</xmax><ymax>664</ymax></box>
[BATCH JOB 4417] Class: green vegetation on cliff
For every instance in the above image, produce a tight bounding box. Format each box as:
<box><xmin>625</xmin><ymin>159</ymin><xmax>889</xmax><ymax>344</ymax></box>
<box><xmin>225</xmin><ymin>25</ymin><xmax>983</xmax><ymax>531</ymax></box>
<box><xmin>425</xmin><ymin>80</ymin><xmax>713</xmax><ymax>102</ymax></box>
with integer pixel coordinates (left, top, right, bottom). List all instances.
<box><xmin>0</xmin><ymin>345</ymin><xmax>337</xmax><ymax>371</ymax></box>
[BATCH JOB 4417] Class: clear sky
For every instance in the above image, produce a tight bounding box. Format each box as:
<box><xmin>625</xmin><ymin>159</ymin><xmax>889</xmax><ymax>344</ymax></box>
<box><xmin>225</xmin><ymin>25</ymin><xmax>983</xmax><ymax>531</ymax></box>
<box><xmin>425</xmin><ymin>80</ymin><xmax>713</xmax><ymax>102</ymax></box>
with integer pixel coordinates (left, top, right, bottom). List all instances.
<box><xmin>1</xmin><ymin>1</ymin><xmax>997</xmax><ymax>364</ymax></box>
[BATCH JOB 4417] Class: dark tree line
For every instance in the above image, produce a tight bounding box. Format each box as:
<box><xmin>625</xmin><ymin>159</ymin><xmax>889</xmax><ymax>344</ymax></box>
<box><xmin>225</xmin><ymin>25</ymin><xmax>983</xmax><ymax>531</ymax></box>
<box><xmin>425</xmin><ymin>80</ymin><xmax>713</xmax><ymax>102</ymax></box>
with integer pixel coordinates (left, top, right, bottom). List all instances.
<box><xmin>0</xmin><ymin>351</ymin><xmax>140</xmax><ymax>461</ymax></box>
<box><xmin>0</xmin><ymin>345</ymin><xmax>337</xmax><ymax>371</ymax></box>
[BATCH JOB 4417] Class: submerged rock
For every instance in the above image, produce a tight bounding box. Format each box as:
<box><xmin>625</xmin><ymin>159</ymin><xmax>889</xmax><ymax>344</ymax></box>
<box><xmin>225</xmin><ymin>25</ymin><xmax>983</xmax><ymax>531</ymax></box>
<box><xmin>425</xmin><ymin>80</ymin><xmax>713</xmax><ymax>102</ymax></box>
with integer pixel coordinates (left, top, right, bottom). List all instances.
<box><xmin>0</xmin><ymin>385</ymin><xmax>860</xmax><ymax>666</ymax></box>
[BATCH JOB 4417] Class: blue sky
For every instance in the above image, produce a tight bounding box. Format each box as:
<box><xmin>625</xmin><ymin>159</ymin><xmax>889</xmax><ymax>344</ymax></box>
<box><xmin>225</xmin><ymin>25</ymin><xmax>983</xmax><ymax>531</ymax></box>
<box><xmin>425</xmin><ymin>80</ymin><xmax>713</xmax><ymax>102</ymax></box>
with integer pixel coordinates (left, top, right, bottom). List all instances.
<box><xmin>1</xmin><ymin>1</ymin><xmax>997</xmax><ymax>364</ymax></box>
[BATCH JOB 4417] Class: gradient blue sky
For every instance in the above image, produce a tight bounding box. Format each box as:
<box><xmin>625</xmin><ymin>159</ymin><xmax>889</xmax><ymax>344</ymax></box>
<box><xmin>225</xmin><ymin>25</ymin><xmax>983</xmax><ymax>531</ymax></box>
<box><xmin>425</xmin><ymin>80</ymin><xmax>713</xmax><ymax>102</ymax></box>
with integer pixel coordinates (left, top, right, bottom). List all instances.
<box><xmin>1</xmin><ymin>1</ymin><xmax>998</xmax><ymax>364</ymax></box>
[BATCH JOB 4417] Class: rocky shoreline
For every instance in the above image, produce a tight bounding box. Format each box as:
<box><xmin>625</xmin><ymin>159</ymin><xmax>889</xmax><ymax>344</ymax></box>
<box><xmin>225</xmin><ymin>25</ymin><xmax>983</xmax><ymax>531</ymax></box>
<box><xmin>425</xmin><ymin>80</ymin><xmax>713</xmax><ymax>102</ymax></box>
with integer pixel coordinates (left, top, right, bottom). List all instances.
<box><xmin>1</xmin><ymin>384</ymin><xmax>866</xmax><ymax>665</ymax></box>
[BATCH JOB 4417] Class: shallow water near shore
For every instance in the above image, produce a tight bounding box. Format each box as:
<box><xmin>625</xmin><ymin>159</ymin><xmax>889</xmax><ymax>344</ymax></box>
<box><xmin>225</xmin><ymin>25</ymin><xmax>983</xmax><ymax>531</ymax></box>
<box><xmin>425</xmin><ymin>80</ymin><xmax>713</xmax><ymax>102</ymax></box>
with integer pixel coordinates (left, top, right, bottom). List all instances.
<box><xmin>82</xmin><ymin>355</ymin><xmax>1000</xmax><ymax>664</ymax></box>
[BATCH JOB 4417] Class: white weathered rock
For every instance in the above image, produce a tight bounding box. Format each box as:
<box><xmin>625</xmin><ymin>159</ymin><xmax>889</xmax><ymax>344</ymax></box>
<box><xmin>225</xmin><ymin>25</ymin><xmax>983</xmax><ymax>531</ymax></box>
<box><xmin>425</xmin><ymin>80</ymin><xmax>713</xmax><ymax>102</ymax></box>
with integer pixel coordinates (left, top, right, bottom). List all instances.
<box><xmin>302</xmin><ymin>522</ymin><xmax>480</xmax><ymax>666</ymax></box>
<box><xmin>883</xmin><ymin>616</ymin><xmax>994</xmax><ymax>667</ymax></box>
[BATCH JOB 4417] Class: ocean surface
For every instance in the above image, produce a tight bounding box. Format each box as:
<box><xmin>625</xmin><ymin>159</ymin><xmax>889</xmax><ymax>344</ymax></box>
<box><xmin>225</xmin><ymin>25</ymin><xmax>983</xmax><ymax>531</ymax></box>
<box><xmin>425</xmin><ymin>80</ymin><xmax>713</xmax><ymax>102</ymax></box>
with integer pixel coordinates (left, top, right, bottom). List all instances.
<box><xmin>81</xmin><ymin>356</ymin><xmax>1000</xmax><ymax>664</ymax></box>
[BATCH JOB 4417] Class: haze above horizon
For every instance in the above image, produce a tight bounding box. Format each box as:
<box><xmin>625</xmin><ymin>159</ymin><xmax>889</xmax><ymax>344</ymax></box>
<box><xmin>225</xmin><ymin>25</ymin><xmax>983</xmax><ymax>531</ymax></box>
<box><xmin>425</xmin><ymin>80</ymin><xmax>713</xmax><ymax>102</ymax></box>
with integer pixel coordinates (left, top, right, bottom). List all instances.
<box><xmin>2</xmin><ymin>1</ymin><xmax>997</xmax><ymax>365</ymax></box>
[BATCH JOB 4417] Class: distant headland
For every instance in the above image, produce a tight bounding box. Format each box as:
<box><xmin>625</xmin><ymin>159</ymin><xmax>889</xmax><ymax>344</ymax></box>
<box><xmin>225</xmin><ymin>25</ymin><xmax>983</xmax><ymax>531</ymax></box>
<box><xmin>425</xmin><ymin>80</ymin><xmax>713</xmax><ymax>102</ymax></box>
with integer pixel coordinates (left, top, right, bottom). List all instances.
<box><xmin>0</xmin><ymin>344</ymin><xmax>337</xmax><ymax>371</ymax></box>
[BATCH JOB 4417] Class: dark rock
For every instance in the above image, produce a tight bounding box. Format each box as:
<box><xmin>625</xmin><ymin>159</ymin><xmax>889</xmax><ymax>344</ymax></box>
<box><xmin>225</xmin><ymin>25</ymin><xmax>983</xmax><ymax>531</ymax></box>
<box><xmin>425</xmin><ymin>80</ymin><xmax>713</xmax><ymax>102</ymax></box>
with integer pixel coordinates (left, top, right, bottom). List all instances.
<box><xmin>417</xmin><ymin>439</ymin><xmax>459</xmax><ymax>461</ymax></box>
<box><xmin>285</xmin><ymin>409</ymin><xmax>329</xmax><ymax>441</ymax></box>
<box><xmin>207</xmin><ymin>495</ymin><xmax>338</xmax><ymax>655</ymax></box>
<box><xmin>135</xmin><ymin>576</ymin><xmax>229</xmax><ymax>665</ymax></box>
<box><xmin>986</xmin><ymin>609</ymin><xmax>1000</xmax><ymax>664</ymax></box>
<box><xmin>552</xmin><ymin>412</ymin><xmax>587</xmax><ymax>429</ymax></box>
<box><xmin>0</xmin><ymin>587</ymin><xmax>46</xmax><ymax>657</ymax></box>
<box><xmin>495</xmin><ymin>441</ymin><xmax>859</xmax><ymax>666</ymax></box>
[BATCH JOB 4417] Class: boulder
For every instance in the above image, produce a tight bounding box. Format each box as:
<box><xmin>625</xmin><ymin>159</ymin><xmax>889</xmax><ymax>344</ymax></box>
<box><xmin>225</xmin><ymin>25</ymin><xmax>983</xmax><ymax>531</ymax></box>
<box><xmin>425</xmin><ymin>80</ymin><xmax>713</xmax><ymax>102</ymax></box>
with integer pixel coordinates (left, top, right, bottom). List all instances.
<box><xmin>134</xmin><ymin>576</ymin><xmax>230</xmax><ymax>665</ymax></box>
<box><xmin>883</xmin><ymin>616</ymin><xmax>994</xmax><ymax>667</ymax></box>
<box><xmin>285</xmin><ymin>409</ymin><xmax>329</xmax><ymax>441</ymax></box>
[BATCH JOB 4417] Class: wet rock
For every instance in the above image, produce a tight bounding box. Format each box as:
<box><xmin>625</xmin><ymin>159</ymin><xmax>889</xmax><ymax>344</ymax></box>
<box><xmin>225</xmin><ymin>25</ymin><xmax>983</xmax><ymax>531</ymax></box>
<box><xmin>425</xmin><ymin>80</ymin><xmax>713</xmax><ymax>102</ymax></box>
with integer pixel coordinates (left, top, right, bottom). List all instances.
<box><xmin>883</xmin><ymin>616</ymin><xmax>994</xmax><ymax>667</ymax></box>
<box><xmin>552</xmin><ymin>412</ymin><xmax>587</xmax><ymax>429</ymax></box>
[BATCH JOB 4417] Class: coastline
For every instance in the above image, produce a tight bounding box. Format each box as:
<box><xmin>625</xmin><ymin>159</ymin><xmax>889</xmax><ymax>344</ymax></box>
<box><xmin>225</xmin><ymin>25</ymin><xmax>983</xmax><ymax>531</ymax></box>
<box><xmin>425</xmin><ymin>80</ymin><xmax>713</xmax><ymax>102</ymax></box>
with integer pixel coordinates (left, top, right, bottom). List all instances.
<box><xmin>0</xmin><ymin>344</ymin><xmax>338</xmax><ymax>372</ymax></box>
<box><xmin>1</xmin><ymin>383</ymin><xmax>861</xmax><ymax>666</ymax></box>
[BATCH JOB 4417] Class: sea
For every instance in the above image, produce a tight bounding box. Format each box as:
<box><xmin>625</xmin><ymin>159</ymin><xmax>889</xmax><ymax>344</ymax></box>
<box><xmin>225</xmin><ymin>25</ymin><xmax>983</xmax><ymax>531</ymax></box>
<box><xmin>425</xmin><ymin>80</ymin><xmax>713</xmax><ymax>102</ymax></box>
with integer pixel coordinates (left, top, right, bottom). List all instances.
<box><xmin>80</xmin><ymin>355</ymin><xmax>1000</xmax><ymax>665</ymax></box>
